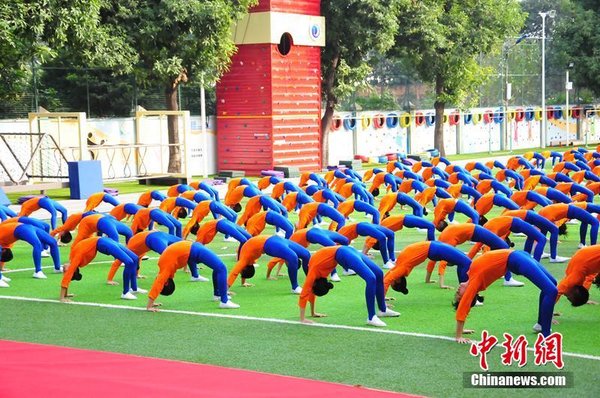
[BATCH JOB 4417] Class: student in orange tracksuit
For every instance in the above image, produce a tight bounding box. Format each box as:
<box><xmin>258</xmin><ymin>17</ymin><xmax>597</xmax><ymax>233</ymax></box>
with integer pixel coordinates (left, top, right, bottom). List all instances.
<box><xmin>227</xmin><ymin>235</ymin><xmax>310</xmax><ymax>293</ymax></box>
<box><xmin>106</xmin><ymin>231</ymin><xmax>181</xmax><ymax>285</ymax></box>
<box><xmin>109</xmin><ymin>203</ymin><xmax>143</xmax><ymax>222</ymax></box>
<box><xmin>556</xmin><ymin>245</ymin><xmax>600</xmax><ymax>307</ymax></box>
<box><xmin>538</xmin><ymin>203</ymin><xmax>599</xmax><ymax>247</ymax></box>
<box><xmin>473</xmin><ymin>193</ymin><xmax>519</xmax><ymax>221</ymax></box>
<box><xmin>453</xmin><ymin>250</ymin><xmax>557</xmax><ymax>342</ymax></box>
<box><xmin>224</xmin><ymin>184</ymin><xmax>262</xmax><ymax>212</ymax></box>
<box><xmin>266</xmin><ymin>228</ymin><xmax>349</xmax><ymax>281</ymax></box>
<box><xmin>237</xmin><ymin>195</ymin><xmax>288</xmax><ymax>226</ymax></box>
<box><xmin>296</xmin><ymin>202</ymin><xmax>346</xmax><ymax>231</ymax></box>
<box><xmin>245</xmin><ymin>210</ymin><xmax>294</xmax><ymax>239</ymax></box>
<box><xmin>339</xmin><ymin>222</ymin><xmax>396</xmax><ymax>269</ymax></box>
<box><xmin>533</xmin><ymin>186</ymin><xmax>572</xmax><ymax>204</ymax></box>
<box><xmin>158</xmin><ymin>197</ymin><xmax>197</xmax><ymax>218</ymax></box>
<box><xmin>192</xmin><ymin>219</ymin><xmax>251</xmax><ymax>246</ymax></box>
<box><xmin>305</xmin><ymin>185</ymin><xmax>344</xmax><ymax>208</ymax></box>
<box><xmin>71</xmin><ymin>213</ymin><xmax>133</xmax><ymax>247</ymax></box>
<box><xmin>60</xmin><ymin>237</ymin><xmax>141</xmax><ymax>301</ymax></box>
<box><xmin>189</xmin><ymin>181</ymin><xmax>220</xmax><ymax>202</ymax></box>
<box><xmin>166</xmin><ymin>184</ymin><xmax>194</xmax><ymax>197</ymax></box>
<box><xmin>83</xmin><ymin>192</ymin><xmax>120</xmax><ymax>212</ymax></box>
<box><xmin>413</xmin><ymin>186</ymin><xmax>452</xmax><ymax>208</ymax></box>
<box><xmin>223</xmin><ymin>177</ymin><xmax>254</xmax><ymax>204</ymax></box>
<box><xmin>363</xmin><ymin>215</ymin><xmax>435</xmax><ymax>258</ymax></box>
<box><xmin>299</xmin><ymin>245</ymin><xmax>399</xmax><ymax>327</ymax></box>
<box><xmin>298</xmin><ymin>172</ymin><xmax>328</xmax><ymax>188</ymax></box>
<box><xmin>332</xmin><ymin>199</ymin><xmax>380</xmax><ymax>229</ymax></box>
<box><xmin>384</xmin><ymin>241</ymin><xmax>471</xmax><ymax>294</ymax></box>
<box><xmin>0</xmin><ymin>222</ymin><xmax>61</xmax><ymax>279</ymax></box>
<box><xmin>137</xmin><ymin>190</ymin><xmax>167</xmax><ymax>207</ymax></box>
<box><xmin>146</xmin><ymin>241</ymin><xmax>239</xmax><ymax>311</ymax></box>
<box><xmin>433</xmin><ymin>198</ymin><xmax>480</xmax><ymax>231</ymax></box>
<box><xmin>182</xmin><ymin>200</ymin><xmax>236</xmax><ymax>238</ymax></box>
<box><xmin>337</xmin><ymin>181</ymin><xmax>374</xmax><ymax>205</ymax></box>
<box><xmin>510</xmin><ymin>190</ymin><xmax>552</xmax><ymax>210</ymax></box>
<box><xmin>19</xmin><ymin>196</ymin><xmax>68</xmax><ymax>230</ymax></box>
<box><xmin>281</xmin><ymin>191</ymin><xmax>314</xmax><ymax>212</ymax></box>
<box><xmin>50</xmin><ymin>211</ymin><xmax>95</xmax><ymax>243</ymax></box>
<box><xmin>425</xmin><ymin>224</ymin><xmax>508</xmax><ymax>289</ymax></box>
<box><xmin>378</xmin><ymin>192</ymin><xmax>425</xmax><ymax>218</ymax></box>
<box><xmin>130</xmin><ymin>208</ymin><xmax>182</xmax><ymax>237</ymax></box>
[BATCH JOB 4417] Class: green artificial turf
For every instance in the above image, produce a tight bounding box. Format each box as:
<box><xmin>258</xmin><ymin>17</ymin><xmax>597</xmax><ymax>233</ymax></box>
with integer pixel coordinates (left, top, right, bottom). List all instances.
<box><xmin>1</xmin><ymin>202</ymin><xmax>599</xmax><ymax>397</ymax></box>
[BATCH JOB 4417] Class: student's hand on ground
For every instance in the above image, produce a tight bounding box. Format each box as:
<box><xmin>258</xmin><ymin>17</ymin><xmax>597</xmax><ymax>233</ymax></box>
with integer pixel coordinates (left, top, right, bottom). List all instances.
<box><xmin>242</xmin><ymin>282</ymin><xmax>254</xmax><ymax>287</ymax></box>
<box><xmin>147</xmin><ymin>307</ymin><xmax>159</xmax><ymax>312</ymax></box>
<box><xmin>267</xmin><ymin>277</ymin><xmax>278</xmax><ymax>281</ymax></box>
<box><xmin>586</xmin><ymin>300</ymin><xmax>599</xmax><ymax>305</ymax></box>
<box><xmin>106</xmin><ymin>280</ymin><xmax>119</xmax><ymax>286</ymax></box>
<box><xmin>440</xmin><ymin>285</ymin><xmax>454</xmax><ymax>290</ymax></box>
<box><xmin>463</xmin><ymin>329</ymin><xmax>475</xmax><ymax>335</ymax></box>
<box><xmin>137</xmin><ymin>274</ymin><xmax>146</xmax><ymax>279</ymax></box>
<box><xmin>456</xmin><ymin>337</ymin><xmax>471</xmax><ymax>344</ymax></box>
<box><xmin>227</xmin><ymin>290</ymin><xmax>236</xmax><ymax>296</ymax></box>
<box><xmin>385</xmin><ymin>296</ymin><xmax>396</xmax><ymax>301</ymax></box>
<box><xmin>66</xmin><ymin>293</ymin><xmax>75</xmax><ymax>298</ymax></box>
<box><xmin>385</xmin><ymin>302</ymin><xmax>395</xmax><ymax>308</ymax></box>
<box><xmin>425</xmin><ymin>279</ymin><xmax>436</xmax><ymax>284</ymax></box>
<box><xmin>301</xmin><ymin>318</ymin><xmax>315</xmax><ymax>324</ymax></box>
<box><xmin>312</xmin><ymin>312</ymin><xmax>327</xmax><ymax>318</ymax></box>
<box><xmin>60</xmin><ymin>298</ymin><xmax>71</xmax><ymax>303</ymax></box>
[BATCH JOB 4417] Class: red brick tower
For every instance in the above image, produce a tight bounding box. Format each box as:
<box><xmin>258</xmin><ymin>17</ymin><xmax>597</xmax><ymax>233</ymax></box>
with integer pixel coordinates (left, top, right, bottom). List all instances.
<box><xmin>216</xmin><ymin>0</ymin><xmax>325</xmax><ymax>175</ymax></box>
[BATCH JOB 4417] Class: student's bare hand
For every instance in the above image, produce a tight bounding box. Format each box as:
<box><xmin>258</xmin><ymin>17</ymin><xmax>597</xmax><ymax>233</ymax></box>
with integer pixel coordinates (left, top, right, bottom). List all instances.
<box><xmin>385</xmin><ymin>296</ymin><xmax>396</xmax><ymax>301</ymax></box>
<box><xmin>106</xmin><ymin>280</ymin><xmax>119</xmax><ymax>286</ymax></box>
<box><xmin>312</xmin><ymin>312</ymin><xmax>327</xmax><ymax>318</ymax></box>
<box><xmin>66</xmin><ymin>293</ymin><xmax>75</xmax><ymax>298</ymax></box>
<box><xmin>463</xmin><ymin>329</ymin><xmax>475</xmax><ymax>335</ymax></box>
<box><xmin>456</xmin><ymin>337</ymin><xmax>472</xmax><ymax>344</ymax></box>
<box><xmin>242</xmin><ymin>282</ymin><xmax>254</xmax><ymax>287</ymax></box>
<box><xmin>426</xmin><ymin>279</ymin><xmax>436</xmax><ymax>284</ymax></box>
<box><xmin>301</xmin><ymin>318</ymin><xmax>315</xmax><ymax>324</ymax></box>
<box><xmin>587</xmin><ymin>300</ymin><xmax>599</xmax><ymax>305</ymax></box>
<box><xmin>137</xmin><ymin>274</ymin><xmax>146</xmax><ymax>279</ymax></box>
<box><xmin>267</xmin><ymin>277</ymin><xmax>278</xmax><ymax>281</ymax></box>
<box><xmin>440</xmin><ymin>285</ymin><xmax>454</xmax><ymax>290</ymax></box>
<box><xmin>60</xmin><ymin>298</ymin><xmax>72</xmax><ymax>303</ymax></box>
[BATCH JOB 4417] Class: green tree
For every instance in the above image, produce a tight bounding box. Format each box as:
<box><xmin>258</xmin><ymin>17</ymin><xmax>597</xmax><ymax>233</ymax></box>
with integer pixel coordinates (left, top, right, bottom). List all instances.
<box><xmin>392</xmin><ymin>0</ymin><xmax>525</xmax><ymax>156</ymax></box>
<box><xmin>0</xmin><ymin>1</ymin><xmax>133</xmax><ymax>102</ymax></box>
<box><xmin>321</xmin><ymin>0</ymin><xmax>404</xmax><ymax>163</ymax></box>
<box><xmin>553</xmin><ymin>0</ymin><xmax>600</xmax><ymax>98</ymax></box>
<box><xmin>102</xmin><ymin>0</ymin><xmax>255</xmax><ymax>172</ymax></box>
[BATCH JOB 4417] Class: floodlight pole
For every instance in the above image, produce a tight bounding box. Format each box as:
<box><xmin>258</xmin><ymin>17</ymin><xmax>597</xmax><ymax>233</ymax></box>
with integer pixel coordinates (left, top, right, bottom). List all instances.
<box><xmin>539</xmin><ymin>10</ymin><xmax>555</xmax><ymax>148</ymax></box>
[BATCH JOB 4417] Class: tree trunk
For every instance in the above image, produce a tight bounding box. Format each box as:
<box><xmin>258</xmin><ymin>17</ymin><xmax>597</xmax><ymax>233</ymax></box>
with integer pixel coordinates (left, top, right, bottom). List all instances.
<box><xmin>165</xmin><ymin>83</ymin><xmax>181</xmax><ymax>173</ymax></box>
<box><xmin>434</xmin><ymin>75</ymin><xmax>446</xmax><ymax>157</ymax></box>
<box><xmin>320</xmin><ymin>50</ymin><xmax>340</xmax><ymax>168</ymax></box>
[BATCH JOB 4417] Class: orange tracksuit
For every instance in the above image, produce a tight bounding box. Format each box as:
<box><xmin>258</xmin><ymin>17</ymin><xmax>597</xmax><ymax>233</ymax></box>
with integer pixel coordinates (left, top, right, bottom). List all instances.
<box><xmin>557</xmin><ymin>246</ymin><xmax>600</xmax><ymax>297</ymax></box>
<box><xmin>433</xmin><ymin>198</ymin><xmax>458</xmax><ymax>226</ymax></box>
<box><xmin>147</xmin><ymin>241</ymin><xmax>193</xmax><ymax>300</ymax></box>
<box><xmin>298</xmin><ymin>246</ymin><xmax>340</xmax><ymax>310</ymax></box>
<box><xmin>50</xmin><ymin>213</ymin><xmax>84</xmax><ymax>236</ymax></box>
<box><xmin>425</xmin><ymin>224</ymin><xmax>476</xmax><ymax>275</ymax></box>
<box><xmin>383</xmin><ymin>241</ymin><xmax>432</xmax><ymax>293</ymax></box>
<box><xmin>182</xmin><ymin>201</ymin><xmax>214</xmax><ymax>238</ymax></box>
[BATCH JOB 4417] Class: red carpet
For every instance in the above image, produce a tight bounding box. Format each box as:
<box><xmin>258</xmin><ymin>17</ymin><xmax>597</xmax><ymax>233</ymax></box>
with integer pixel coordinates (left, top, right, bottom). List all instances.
<box><xmin>0</xmin><ymin>340</ymin><xmax>419</xmax><ymax>397</ymax></box>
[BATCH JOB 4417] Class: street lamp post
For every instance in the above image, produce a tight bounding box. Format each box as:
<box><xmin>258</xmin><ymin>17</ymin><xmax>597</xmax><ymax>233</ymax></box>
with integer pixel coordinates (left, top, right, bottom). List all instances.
<box><xmin>565</xmin><ymin>62</ymin><xmax>574</xmax><ymax>145</ymax></box>
<box><xmin>539</xmin><ymin>10</ymin><xmax>555</xmax><ymax>148</ymax></box>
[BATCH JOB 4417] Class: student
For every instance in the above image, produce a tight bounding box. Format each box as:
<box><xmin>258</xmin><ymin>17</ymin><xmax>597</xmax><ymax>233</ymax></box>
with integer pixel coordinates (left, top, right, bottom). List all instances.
<box><xmin>333</xmin><ymin>199</ymin><xmax>380</xmax><ymax>229</ymax></box>
<box><xmin>130</xmin><ymin>208</ymin><xmax>182</xmax><ymax>238</ymax></box>
<box><xmin>190</xmin><ymin>181</ymin><xmax>220</xmax><ymax>202</ymax></box>
<box><xmin>339</xmin><ymin>222</ymin><xmax>396</xmax><ymax>269</ymax></box>
<box><xmin>83</xmin><ymin>192</ymin><xmax>120</xmax><ymax>212</ymax></box>
<box><xmin>0</xmin><ymin>222</ymin><xmax>61</xmax><ymax>279</ymax></box>
<box><xmin>556</xmin><ymin>245</ymin><xmax>600</xmax><ymax>307</ymax></box>
<box><xmin>228</xmin><ymin>235</ymin><xmax>310</xmax><ymax>294</ymax></box>
<box><xmin>60</xmin><ymin>237</ymin><xmax>142</xmax><ymax>301</ymax></box>
<box><xmin>425</xmin><ymin>224</ymin><xmax>508</xmax><ymax>289</ymax></box>
<box><xmin>385</xmin><ymin>241</ymin><xmax>471</xmax><ymax>294</ymax></box>
<box><xmin>454</xmin><ymin>250</ymin><xmax>557</xmax><ymax>342</ymax></box>
<box><xmin>364</xmin><ymin>215</ymin><xmax>435</xmax><ymax>255</ymax></box>
<box><xmin>166</xmin><ymin>184</ymin><xmax>195</xmax><ymax>197</ymax></box>
<box><xmin>473</xmin><ymin>193</ymin><xmax>519</xmax><ymax>219</ymax></box>
<box><xmin>538</xmin><ymin>203</ymin><xmax>599</xmax><ymax>248</ymax></box>
<box><xmin>71</xmin><ymin>213</ymin><xmax>133</xmax><ymax>247</ymax></box>
<box><xmin>106</xmin><ymin>231</ymin><xmax>181</xmax><ymax>285</ymax></box>
<box><xmin>299</xmin><ymin>245</ymin><xmax>399</xmax><ymax>327</ymax></box>
<box><xmin>245</xmin><ymin>211</ymin><xmax>294</xmax><ymax>239</ymax></box>
<box><xmin>137</xmin><ymin>190</ymin><xmax>167</xmax><ymax>207</ymax></box>
<box><xmin>224</xmin><ymin>184</ymin><xmax>262</xmax><ymax>211</ymax></box>
<box><xmin>182</xmin><ymin>200</ymin><xmax>236</xmax><ymax>238</ymax></box>
<box><xmin>433</xmin><ymin>198</ymin><xmax>480</xmax><ymax>231</ymax></box>
<box><xmin>158</xmin><ymin>197</ymin><xmax>197</xmax><ymax>218</ymax></box>
<box><xmin>237</xmin><ymin>195</ymin><xmax>288</xmax><ymax>226</ymax></box>
<box><xmin>146</xmin><ymin>241</ymin><xmax>239</xmax><ymax>311</ymax></box>
<box><xmin>19</xmin><ymin>196</ymin><xmax>68</xmax><ymax>230</ymax></box>
<box><xmin>378</xmin><ymin>192</ymin><xmax>425</xmax><ymax>218</ymax></box>
<box><xmin>296</xmin><ymin>203</ymin><xmax>346</xmax><ymax>231</ymax></box>
<box><xmin>192</xmin><ymin>219</ymin><xmax>251</xmax><ymax>246</ymax></box>
<box><xmin>510</xmin><ymin>190</ymin><xmax>552</xmax><ymax>210</ymax></box>
<box><xmin>305</xmin><ymin>186</ymin><xmax>345</xmax><ymax>208</ymax></box>
<box><xmin>0</xmin><ymin>205</ymin><xmax>17</xmax><ymax>222</ymax></box>
<box><xmin>266</xmin><ymin>228</ymin><xmax>349</xmax><ymax>281</ymax></box>
<box><xmin>178</xmin><ymin>190</ymin><xmax>211</xmax><ymax>204</ymax></box>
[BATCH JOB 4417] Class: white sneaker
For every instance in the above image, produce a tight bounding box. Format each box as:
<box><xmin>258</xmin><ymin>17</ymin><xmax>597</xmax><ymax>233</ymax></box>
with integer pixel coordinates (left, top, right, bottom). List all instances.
<box><xmin>191</xmin><ymin>275</ymin><xmax>209</xmax><ymax>282</ymax></box>
<box><xmin>141</xmin><ymin>255</ymin><xmax>149</xmax><ymax>261</ymax></box>
<box><xmin>53</xmin><ymin>267</ymin><xmax>63</xmax><ymax>273</ymax></box>
<box><xmin>541</xmin><ymin>252</ymin><xmax>551</xmax><ymax>259</ymax></box>
<box><xmin>130</xmin><ymin>288</ymin><xmax>148</xmax><ymax>294</ymax></box>
<box><xmin>313</xmin><ymin>223</ymin><xmax>322</xmax><ymax>229</ymax></box>
<box><xmin>503</xmin><ymin>278</ymin><xmax>524</xmax><ymax>287</ymax></box>
<box><xmin>550</xmin><ymin>255</ymin><xmax>570</xmax><ymax>263</ymax></box>
<box><xmin>0</xmin><ymin>279</ymin><xmax>9</xmax><ymax>288</ymax></box>
<box><xmin>32</xmin><ymin>271</ymin><xmax>47</xmax><ymax>279</ymax></box>
<box><xmin>512</xmin><ymin>232</ymin><xmax>526</xmax><ymax>237</ymax></box>
<box><xmin>219</xmin><ymin>300</ymin><xmax>240</xmax><ymax>309</ymax></box>
<box><xmin>383</xmin><ymin>260</ymin><xmax>395</xmax><ymax>269</ymax></box>
<box><xmin>578</xmin><ymin>243</ymin><xmax>586</xmax><ymax>249</ymax></box>
<box><xmin>474</xmin><ymin>300</ymin><xmax>484</xmax><ymax>307</ymax></box>
<box><xmin>330</xmin><ymin>274</ymin><xmax>341</xmax><ymax>282</ymax></box>
<box><xmin>568</xmin><ymin>219</ymin><xmax>580</xmax><ymax>225</ymax></box>
<box><xmin>321</xmin><ymin>220</ymin><xmax>331</xmax><ymax>226</ymax></box>
<box><xmin>253</xmin><ymin>263</ymin><xmax>260</xmax><ymax>268</ymax></box>
<box><xmin>532</xmin><ymin>323</ymin><xmax>542</xmax><ymax>333</ymax></box>
<box><xmin>40</xmin><ymin>249</ymin><xmax>50</xmax><ymax>258</ymax></box>
<box><xmin>223</xmin><ymin>236</ymin><xmax>238</xmax><ymax>243</ymax></box>
<box><xmin>1</xmin><ymin>275</ymin><xmax>11</xmax><ymax>282</ymax></box>
<box><xmin>213</xmin><ymin>295</ymin><xmax>232</xmax><ymax>302</ymax></box>
<box><xmin>449</xmin><ymin>220</ymin><xmax>460</xmax><ymax>224</ymax></box>
<box><xmin>291</xmin><ymin>286</ymin><xmax>302</xmax><ymax>294</ymax></box>
<box><xmin>121</xmin><ymin>292</ymin><xmax>137</xmax><ymax>300</ymax></box>
<box><xmin>342</xmin><ymin>269</ymin><xmax>356</xmax><ymax>276</ymax></box>
<box><xmin>416</xmin><ymin>228</ymin><xmax>428</xmax><ymax>233</ymax></box>
<box><xmin>378</xmin><ymin>308</ymin><xmax>400</xmax><ymax>317</ymax></box>
<box><xmin>276</xmin><ymin>230</ymin><xmax>286</xmax><ymax>237</ymax></box>
<box><xmin>366</xmin><ymin>315</ymin><xmax>387</xmax><ymax>327</ymax></box>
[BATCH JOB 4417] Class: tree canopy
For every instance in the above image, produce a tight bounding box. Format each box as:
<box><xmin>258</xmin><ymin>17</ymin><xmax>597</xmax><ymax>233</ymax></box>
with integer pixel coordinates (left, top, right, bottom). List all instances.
<box><xmin>391</xmin><ymin>0</ymin><xmax>525</xmax><ymax>155</ymax></box>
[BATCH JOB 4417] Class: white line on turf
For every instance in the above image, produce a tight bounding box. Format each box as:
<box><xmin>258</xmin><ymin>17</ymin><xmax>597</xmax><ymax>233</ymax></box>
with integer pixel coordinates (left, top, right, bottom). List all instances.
<box><xmin>0</xmin><ymin>294</ymin><xmax>598</xmax><ymax>362</ymax></box>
